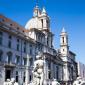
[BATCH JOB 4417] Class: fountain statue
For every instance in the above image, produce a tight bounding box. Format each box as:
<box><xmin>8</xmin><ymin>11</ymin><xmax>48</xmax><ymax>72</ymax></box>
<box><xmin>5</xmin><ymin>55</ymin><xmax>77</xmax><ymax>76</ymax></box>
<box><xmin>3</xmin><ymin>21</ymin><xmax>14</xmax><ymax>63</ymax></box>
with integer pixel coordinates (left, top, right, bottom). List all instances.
<box><xmin>52</xmin><ymin>79</ymin><xmax>60</xmax><ymax>85</ymax></box>
<box><xmin>73</xmin><ymin>77</ymin><xmax>85</xmax><ymax>85</ymax></box>
<box><xmin>4</xmin><ymin>78</ymin><xmax>19</xmax><ymax>85</ymax></box>
<box><xmin>28</xmin><ymin>52</ymin><xmax>60</xmax><ymax>85</ymax></box>
<box><xmin>32</xmin><ymin>52</ymin><xmax>44</xmax><ymax>85</ymax></box>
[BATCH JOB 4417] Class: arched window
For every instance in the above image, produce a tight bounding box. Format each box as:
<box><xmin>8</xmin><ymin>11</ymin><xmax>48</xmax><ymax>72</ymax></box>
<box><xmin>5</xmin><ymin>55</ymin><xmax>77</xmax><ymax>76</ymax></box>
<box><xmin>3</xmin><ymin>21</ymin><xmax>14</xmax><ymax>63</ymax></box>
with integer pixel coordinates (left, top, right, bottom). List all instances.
<box><xmin>62</xmin><ymin>37</ymin><xmax>64</xmax><ymax>43</ymax></box>
<box><xmin>41</xmin><ymin>19</ymin><xmax>43</xmax><ymax>28</ymax></box>
<box><xmin>7</xmin><ymin>52</ymin><xmax>12</xmax><ymax>64</ymax></box>
<box><xmin>0</xmin><ymin>50</ymin><xmax>3</xmax><ymax>62</ymax></box>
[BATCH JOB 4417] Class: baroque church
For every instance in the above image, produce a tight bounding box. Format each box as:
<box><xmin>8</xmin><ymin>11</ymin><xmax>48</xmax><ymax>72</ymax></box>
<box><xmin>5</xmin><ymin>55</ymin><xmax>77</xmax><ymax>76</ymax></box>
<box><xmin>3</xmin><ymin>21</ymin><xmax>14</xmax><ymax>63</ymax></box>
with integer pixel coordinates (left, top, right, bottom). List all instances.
<box><xmin>0</xmin><ymin>4</ymin><xmax>77</xmax><ymax>85</ymax></box>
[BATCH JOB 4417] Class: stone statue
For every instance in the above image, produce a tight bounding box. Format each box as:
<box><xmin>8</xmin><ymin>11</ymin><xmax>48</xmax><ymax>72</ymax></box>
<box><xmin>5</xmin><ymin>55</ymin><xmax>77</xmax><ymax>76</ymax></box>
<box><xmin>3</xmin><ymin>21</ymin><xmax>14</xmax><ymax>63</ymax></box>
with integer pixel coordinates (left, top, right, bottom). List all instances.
<box><xmin>73</xmin><ymin>77</ymin><xmax>85</xmax><ymax>85</ymax></box>
<box><xmin>10</xmin><ymin>78</ymin><xmax>19</xmax><ymax>85</ymax></box>
<box><xmin>32</xmin><ymin>53</ymin><xmax>44</xmax><ymax>85</ymax></box>
<box><xmin>4</xmin><ymin>79</ymin><xmax>11</xmax><ymax>85</ymax></box>
<box><xmin>4</xmin><ymin>78</ymin><xmax>19</xmax><ymax>85</ymax></box>
<box><xmin>52</xmin><ymin>79</ymin><xmax>60</xmax><ymax>85</ymax></box>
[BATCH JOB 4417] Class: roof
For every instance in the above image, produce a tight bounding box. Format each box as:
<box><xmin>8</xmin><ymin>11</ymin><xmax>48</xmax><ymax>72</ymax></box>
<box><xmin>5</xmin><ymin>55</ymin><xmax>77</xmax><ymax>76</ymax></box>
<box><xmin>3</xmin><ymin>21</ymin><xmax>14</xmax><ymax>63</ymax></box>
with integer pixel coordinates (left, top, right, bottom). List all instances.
<box><xmin>69</xmin><ymin>51</ymin><xmax>76</xmax><ymax>56</ymax></box>
<box><xmin>25</xmin><ymin>17</ymin><xmax>42</xmax><ymax>30</ymax></box>
<box><xmin>0</xmin><ymin>14</ymin><xmax>36</xmax><ymax>44</ymax></box>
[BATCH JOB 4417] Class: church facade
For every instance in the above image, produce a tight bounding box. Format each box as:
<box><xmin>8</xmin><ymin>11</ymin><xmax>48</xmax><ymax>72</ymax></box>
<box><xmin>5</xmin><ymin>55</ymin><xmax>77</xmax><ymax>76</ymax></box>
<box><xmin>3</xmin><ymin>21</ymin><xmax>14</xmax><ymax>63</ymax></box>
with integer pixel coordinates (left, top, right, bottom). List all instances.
<box><xmin>0</xmin><ymin>5</ymin><xmax>77</xmax><ymax>85</ymax></box>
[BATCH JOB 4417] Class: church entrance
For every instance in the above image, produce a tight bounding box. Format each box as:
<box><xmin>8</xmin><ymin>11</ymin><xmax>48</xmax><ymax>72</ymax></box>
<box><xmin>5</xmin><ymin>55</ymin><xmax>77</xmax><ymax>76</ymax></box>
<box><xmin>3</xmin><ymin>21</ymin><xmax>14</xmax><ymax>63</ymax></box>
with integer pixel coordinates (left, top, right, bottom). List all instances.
<box><xmin>5</xmin><ymin>69</ymin><xmax>11</xmax><ymax>80</ymax></box>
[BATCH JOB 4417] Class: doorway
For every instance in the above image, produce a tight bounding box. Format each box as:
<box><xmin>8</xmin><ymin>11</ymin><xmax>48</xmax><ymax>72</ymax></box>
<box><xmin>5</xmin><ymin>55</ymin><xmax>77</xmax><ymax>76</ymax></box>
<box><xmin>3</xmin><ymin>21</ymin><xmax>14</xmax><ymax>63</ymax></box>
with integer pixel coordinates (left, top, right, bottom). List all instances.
<box><xmin>5</xmin><ymin>69</ymin><xmax>11</xmax><ymax>80</ymax></box>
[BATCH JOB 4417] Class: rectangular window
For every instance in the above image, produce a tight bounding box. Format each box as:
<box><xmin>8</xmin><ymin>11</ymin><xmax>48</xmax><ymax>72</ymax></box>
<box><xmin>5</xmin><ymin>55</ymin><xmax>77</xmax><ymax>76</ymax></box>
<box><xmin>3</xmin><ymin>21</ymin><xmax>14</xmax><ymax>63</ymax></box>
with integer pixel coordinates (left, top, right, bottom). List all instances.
<box><xmin>62</xmin><ymin>37</ymin><xmax>64</xmax><ymax>43</ymax></box>
<box><xmin>23</xmin><ymin>72</ymin><xmax>25</xmax><ymax>82</ymax></box>
<box><xmin>8</xmin><ymin>40</ymin><xmax>11</xmax><ymax>48</ymax></box>
<box><xmin>8</xmin><ymin>35</ymin><xmax>12</xmax><ymax>48</ymax></box>
<box><xmin>16</xmin><ymin>71</ymin><xmax>18</xmax><ymax>82</ymax></box>
<box><xmin>0</xmin><ymin>32</ymin><xmax>3</xmax><ymax>45</ymax></box>
<box><xmin>29</xmin><ymin>75</ymin><xmax>32</xmax><ymax>81</ymax></box>
<box><xmin>48</xmin><ymin>71</ymin><xmax>51</xmax><ymax>79</ymax></box>
<box><xmin>24</xmin><ymin>47</ymin><xmax>26</xmax><ymax>53</ymax></box>
<box><xmin>0</xmin><ymin>52</ymin><xmax>2</xmax><ymax>62</ymax></box>
<box><xmin>16</xmin><ymin>55</ymin><xmax>20</xmax><ymax>65</ymax></box>
<box><xmin>17</xmin><ymin>44</ymin><xmax>19</xmax><ymax>51</ymax></box>
<box><xmin>24</xmin><ymin>42</ymin><xmax>26</xmax><ymax>53</ymax></box>
<box><xmin>16</xmin><ymin>39</ymin><xmax>20</xmax><ymax>51</ymax></box>
<box><xmin>0</xmin><ymin>54</ymin><xmax>1</xmax><ymax>61</ymax></box>
<box><xmin>41</xmin><ymin>19</ymin><xmax>43</xmax><ymax>28</ymax></box>
<box><xmin>23</xmin><ymin>58</ymin><xmax>27</xmax><ymax>65</ymax></box>
<box><xmin>29</xmin><ymin>58</ymin><xmax>33</xmax><ymax>66</ymax></box>
<box><xmin>8</xmin><ymin>55</ymin><xmax>11</xmax><ymax>64</ymax></box>
<box><xmin>9</xmin><ymin>35</ymin><xmax>12</xmax><ymax>39</ymax></box>
<box><xmin>29</xmin><ymin>44</ymin><xmax>32</xmax><ymax>55</ymax></box>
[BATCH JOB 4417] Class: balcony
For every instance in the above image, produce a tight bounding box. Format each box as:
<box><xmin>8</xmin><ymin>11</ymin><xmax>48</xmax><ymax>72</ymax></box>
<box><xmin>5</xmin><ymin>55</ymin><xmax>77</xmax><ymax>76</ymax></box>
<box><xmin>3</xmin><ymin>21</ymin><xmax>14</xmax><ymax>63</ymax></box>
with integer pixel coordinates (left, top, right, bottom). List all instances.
<box><xmin>4</xmin><ymin>61</ymin><xmax>16</xmax><ymax>67</ymax></box>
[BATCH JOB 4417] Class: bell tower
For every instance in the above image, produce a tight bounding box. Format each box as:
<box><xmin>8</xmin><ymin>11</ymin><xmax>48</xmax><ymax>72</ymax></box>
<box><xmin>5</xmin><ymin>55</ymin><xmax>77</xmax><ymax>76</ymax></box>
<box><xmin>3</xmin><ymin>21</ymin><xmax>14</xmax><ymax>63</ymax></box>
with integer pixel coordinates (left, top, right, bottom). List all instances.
<box><xmin>41</xmin><ymin>7</ymin><xmax>50</xmax><ymax>31</ymax></box>
<box><xmin>33</xmin><ymin>0</ymin><xmax>41</xmax><ymax>17</ymax></box>
<box><xmin>60</xmin><ymin>27</ymin><xmax>69</xmax><ymax>56</ymax></box>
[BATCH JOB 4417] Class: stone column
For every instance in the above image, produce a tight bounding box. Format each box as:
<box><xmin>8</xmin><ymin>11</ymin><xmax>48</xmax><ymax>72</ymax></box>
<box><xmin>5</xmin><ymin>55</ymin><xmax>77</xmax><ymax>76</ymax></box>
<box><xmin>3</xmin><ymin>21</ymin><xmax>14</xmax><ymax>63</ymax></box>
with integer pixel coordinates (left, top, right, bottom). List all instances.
<box><xmin>43</xmin><ymin>56</ymin><xmax>47</xmax><ymax>85</ymax></box>
<box><xmin>25</xmin><ymin>54</ymin><xmax>30</xmax><ymax>85</ymax></box>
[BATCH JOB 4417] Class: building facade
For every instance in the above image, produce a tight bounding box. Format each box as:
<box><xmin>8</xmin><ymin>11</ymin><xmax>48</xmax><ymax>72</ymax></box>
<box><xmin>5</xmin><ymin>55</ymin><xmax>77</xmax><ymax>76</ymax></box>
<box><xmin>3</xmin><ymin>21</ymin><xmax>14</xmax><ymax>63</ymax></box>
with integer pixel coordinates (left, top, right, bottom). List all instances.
<box><xmin>0</xmin><ymin>5</ymin><xmax>77</xmax><ymax>85</ymax></box>
<box><xmin>77</xmin><ymin>62</ymin><xmax>85</xmax><ymax>80</ymax></box>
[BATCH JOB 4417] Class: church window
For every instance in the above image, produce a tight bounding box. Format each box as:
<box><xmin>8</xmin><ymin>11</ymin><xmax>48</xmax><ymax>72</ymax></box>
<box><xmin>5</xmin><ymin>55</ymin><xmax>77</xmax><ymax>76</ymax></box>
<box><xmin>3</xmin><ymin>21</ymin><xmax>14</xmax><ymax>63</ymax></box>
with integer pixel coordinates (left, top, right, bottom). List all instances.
<box><xmin>0</xmin><ymin>31</ymin><xmax>3</xmax><ymax>45</ymax></box>
<box><xmin>41</xmin><ymin>19</ymin><xmax>43</xmax><ymax>28</ymax></box>
<box><xmin>62</xmin><ymin>37</ymin><xmax>64</xmax><ymax>43</ymax></box>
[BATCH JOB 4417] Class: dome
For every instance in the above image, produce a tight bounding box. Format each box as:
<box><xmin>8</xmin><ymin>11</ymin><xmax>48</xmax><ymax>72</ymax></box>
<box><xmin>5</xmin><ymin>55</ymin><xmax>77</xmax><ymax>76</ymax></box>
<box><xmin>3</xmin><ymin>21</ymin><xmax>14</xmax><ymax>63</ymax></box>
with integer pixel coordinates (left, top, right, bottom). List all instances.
<box><xmin>25</xmin><ymin>17</ymin><xmax>42</xmax><ymax>30</ymax></box>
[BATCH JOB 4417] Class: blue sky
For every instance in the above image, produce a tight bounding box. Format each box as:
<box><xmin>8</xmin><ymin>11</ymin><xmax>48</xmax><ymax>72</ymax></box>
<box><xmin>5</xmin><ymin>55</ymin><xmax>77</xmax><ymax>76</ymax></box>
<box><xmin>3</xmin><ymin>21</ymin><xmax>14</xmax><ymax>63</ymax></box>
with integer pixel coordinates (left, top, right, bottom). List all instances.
<box><xmin>0</xmin><ymin>0</ymin><xmax>85</xmax><ymax>64</ymax></box>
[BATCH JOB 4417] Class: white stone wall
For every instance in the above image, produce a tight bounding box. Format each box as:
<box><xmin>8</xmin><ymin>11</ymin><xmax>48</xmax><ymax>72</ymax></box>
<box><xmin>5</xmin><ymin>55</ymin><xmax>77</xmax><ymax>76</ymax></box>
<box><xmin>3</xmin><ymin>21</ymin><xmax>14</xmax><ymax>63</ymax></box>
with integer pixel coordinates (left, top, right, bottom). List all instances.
<box><xmin>78</xmin><ymin>62</ymin><xmax>85</xmax><ymax>80</ymax></box>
